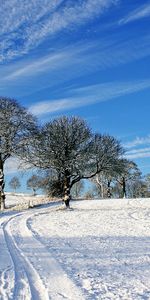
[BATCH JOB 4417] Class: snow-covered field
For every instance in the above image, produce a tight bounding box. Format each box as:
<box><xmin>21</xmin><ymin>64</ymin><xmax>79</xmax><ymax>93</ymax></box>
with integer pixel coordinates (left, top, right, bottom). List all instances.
<box><xmin>0</xmin><ymin>195</ymin><xmax>150</xmax><ymax>300</ymax></box>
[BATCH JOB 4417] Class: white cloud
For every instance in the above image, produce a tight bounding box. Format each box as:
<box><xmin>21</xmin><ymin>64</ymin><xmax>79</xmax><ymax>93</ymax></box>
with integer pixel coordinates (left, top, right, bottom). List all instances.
<box><xmin>0</xmin><ymin>0</ymin><xmax>118</xmax><ymax>62</ymax></box>
<box><xmin>119</xmin><ymin>3</ymin><xmax>150</xmax><ymax>25</ymax></box>
<box><xmin>2</xmin><ymin>32</ymin><xmax>150</xmax><ymax>87</ymax></box>
<box><xmin>125</xmin><ymin>147</ymin><xmax>150</xmax><ymax>159</ymax></box>
<box><xmin>124</xmin><ymin>136</ymin><xmax>150</xmax><ymax>159</ymax></box>
<box><xmin>4</xmin><ymin>52</ymin><xmax>69</xmax><ymax>80</ymax></box>
<box><xmin>0</xmin><ymin>1</ymin><xmax>62</xmax><ymax>35</ymax></box>
<box><xmin>4</xmin><ymin>157</ymin><xmax>22</xmax><ymax>174</ymax></box>
<box><xmin>124</xmin><ymin>136</ymin><xmax>150</xmax><ymax>149</ymax></box>
<box><xmin>29</xmin><ymin>79</ymin><xmax>150</xmax><ymax>116</ymax></box>
<box><xmin>29</xmin><ymin>98</ymin><xmax>80</xmax><ymax>115</ymax></box>
<box><xmin>1</xmin><ymin>43</ymin><xmax>92</xmax><ymax>82</ymax></box>
<box><xmin>126</xmin><ymin>151</ymin><xmax>150</xmax><ymax>160</ymax></box>
<box><xmin>126</xmin><ymin>147</ymin><xmax>150</xmax><ymax>155</ymax></box>
<box><xmin>4</xmin><ymin>157</ymin><xmax>31</xmax><ymax>174</ymax></box>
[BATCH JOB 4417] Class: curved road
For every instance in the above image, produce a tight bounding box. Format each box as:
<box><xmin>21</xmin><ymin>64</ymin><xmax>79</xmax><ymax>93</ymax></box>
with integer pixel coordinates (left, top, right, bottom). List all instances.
<box><xmin>0</xmin><ymin>203</ymin><xmax>84</xmax><ymax>300</ymax></box>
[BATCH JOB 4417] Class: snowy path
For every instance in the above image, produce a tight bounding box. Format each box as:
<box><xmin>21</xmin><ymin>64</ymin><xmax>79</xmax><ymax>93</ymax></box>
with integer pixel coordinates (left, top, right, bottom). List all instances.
<box><xmin>0</xmin><ymin>197</ymin><xmax>150</xmax><ymax>299</ymax></box>
<box><xmin>0</xmin><ymin>204</ymin><xmax>84</xmax><ymax>300</ymax></box>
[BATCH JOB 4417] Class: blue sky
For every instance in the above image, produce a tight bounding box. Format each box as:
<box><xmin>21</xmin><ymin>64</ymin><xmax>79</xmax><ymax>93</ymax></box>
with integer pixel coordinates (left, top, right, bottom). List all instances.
<box><xmin>1</xmin><ymin>0</ymin><xmax>150</xmax><ymax>191</ymax></box>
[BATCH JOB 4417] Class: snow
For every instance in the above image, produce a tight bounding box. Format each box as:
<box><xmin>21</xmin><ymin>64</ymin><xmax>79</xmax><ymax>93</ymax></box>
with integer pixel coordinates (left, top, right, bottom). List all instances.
<box><xmin>0</xmin><ymin>195</ymin><xmax>150</xmax><ymax>299</ymax></box>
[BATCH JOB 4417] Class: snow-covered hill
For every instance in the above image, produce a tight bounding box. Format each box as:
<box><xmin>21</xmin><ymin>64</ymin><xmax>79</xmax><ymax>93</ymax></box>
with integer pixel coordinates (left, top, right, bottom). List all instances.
<box><xmin>0</xmin><ymin>196</ymin><xmax>150</xmax><ymax>299</ymax></box>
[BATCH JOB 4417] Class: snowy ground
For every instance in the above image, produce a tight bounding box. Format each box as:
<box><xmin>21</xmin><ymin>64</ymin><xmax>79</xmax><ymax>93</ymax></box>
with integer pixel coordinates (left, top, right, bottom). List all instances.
<box><xmin>0</xmin><ymin>195</ymin><xmax>150</xmax><ymax>300</ymax></box>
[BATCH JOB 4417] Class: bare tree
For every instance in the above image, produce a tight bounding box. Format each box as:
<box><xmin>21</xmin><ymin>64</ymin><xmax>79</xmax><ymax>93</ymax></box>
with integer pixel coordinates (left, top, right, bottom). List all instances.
<box><xmin>22</xmin><ymin>116</ymin><xmax>124</xmax><ymax>207</ymax></box>
<box><xmin>127</xmin><ymin>178</ymin><xmax>149</xmax><ymax>198</ymax></box>
<box><xmin>97</xmin><ymin>160</ymin><xmax>141</xmax><ymax>199</ymax></box>
<box><xmin>83</xmin><ymin>189</ymin><xmax>95</xmax><ymax>200</ymax></box>
<box><xmin>116</xmin><ymin>160</ymin><xmax>141</xmax><ymax>198</ymax></box>
<box><xmin>9</xmin><ymin>176</ymin><xmax>21</xmax><ymax>193</ymax></box>
<box><xmin>144</xmin><ymin>173</ymin><xmax>150</xmax><ymax>194</ymax></box>
<box><xmin>91</xmin><ymin>158</ymin><xmax>127</xmax><ymax>198</ymax></box>
<box><xmin>27</xmin><ymin>174</ymin><xmax>41</xmax><ymax>195</ymax></box>
<box><xmin>0</xmin><ymin>97</ymin><xmax>37</xmax><ymax>209</ymax></box>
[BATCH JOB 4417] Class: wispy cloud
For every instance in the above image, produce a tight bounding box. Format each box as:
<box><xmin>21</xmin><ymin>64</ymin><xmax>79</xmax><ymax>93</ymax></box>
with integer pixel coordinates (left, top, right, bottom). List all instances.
<box><xmin>124</xmin><ymin>135</ymin><xmax>150</xmax><ymax>149</ymax></box>
<box><xmin>126</xmin><ymin>149</ymin><xmax>150</xmax><ymax>160</ymax></box>
<box><xmin>2</xmin><ymin>33</ymin><xmax>150</xmax><ymax>86</ymax></box>
<box><xmin>29</xmin><ymin>98</ymin><xmax>80</xmax><ymax>115</ymax></box>
<box><xmin>124</xmin><ymin>135</ymin><xmax>150</xmax><ymax>160</ymax></box>
<box><xmin>126</xmin><ymin>147</ymin><xmax>150</xmax><ymax>155</ymax></box>
<box><xmin>119</xmin><ymin>3</ymin><xmax>150</xmax><ymax>25</ymax></box>
<box><xmin>4</xmin><ymin>51</ymin><xmax>70</xmax><ymax>80</ymax></box>
<box><xmin>3</xmin><ymin>41</ymin><xmax>97</xmax><ymax>81</ymax></box>
<box><xmin>0</xmin><ymin>0</ymin><xmax>118</xmax><ymax>62</ymax></box>
<box><xmin>29</xmin><ymin>79</ymin><xmax>150</xmax><ymax>116</ymax></box>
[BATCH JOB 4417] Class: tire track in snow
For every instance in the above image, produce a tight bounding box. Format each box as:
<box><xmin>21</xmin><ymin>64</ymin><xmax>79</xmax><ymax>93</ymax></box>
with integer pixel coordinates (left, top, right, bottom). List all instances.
<box><xmin>127</xmin><ymin>199</ymin><xmax>150</xmax><ymax>222</ymax></box>
<box><xmin>3</xmin><ymin>213</ymin><xmax>49</xmax><ymax>300</ymax></box>
<box><xmin>0</xmin><ymin>266</ymin><xmax>13</xmax><ymax>300</ymax></box>
<box><xmin>1</xmin><ymin>213</ymin><xmax>31</xmax><ymax>300</ymax></box>
<box><xmin>13</xmin><ymin>208</ymin><xmax>84</xmax><ymax>300</ymax></box>
<box><xmin>0</xmin><ymin>214</ymin><xmax>18</xmax><ymax>300</ymax></box>
<box><xmin>128</xmin><ymin>208</ymin><xmax>150</xmax><ymax>221</ymax></box>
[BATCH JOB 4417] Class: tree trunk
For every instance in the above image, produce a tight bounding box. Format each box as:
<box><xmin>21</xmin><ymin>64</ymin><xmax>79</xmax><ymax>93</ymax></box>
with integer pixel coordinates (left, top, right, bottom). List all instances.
<box><xmin>96</xmin><ymin>174</ymin><xmax>104</xmax><ymax>198</ymax></box>
<box><xmin>75</xmin><ymin>183</ymin><xmax>78</xmax><ymax>198</ymax></box>
<box><xmin>107</xmin><ymin>180</ymin><xmax>111</xmax><ymax>198</ymax></box>
<box><xmin>122</xmin><ymin>177</ymin><xmax>126</xmax><ymax>198</ymax></box>
<box><xmin>101</xmin><ymin>183</ymin><xmax>104</xmax><ymax>198</ymax></box>
<box><xmin>32</xmin><ymin>188</ymin><xmax>36</xmax><ymax>196</ymax></box>
<box><xmin>63</xmin><ymin>172</ymin><xmax>71</xmax><ymax>208</ymax></box>
<box><xmin>0</xmin><ymin>157</ymin><xmax>5</xmax><ymax>210</ymax></box>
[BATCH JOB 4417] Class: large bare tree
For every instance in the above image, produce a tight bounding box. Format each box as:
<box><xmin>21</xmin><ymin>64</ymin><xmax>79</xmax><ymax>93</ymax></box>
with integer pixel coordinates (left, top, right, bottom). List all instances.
<box><xmin>0</xmin><ymin>97</ymin><xmax>37</xmax><ymax>209</ymax></box>
<box><xmin>22</xmin><ymin>116</ymin><xmax>124</xmax><ymax>207</ymax></box>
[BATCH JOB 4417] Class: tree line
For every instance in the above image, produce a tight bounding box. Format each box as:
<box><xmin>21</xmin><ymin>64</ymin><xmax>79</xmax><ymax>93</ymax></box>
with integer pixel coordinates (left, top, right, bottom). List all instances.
<box><xmin>0</xmin><ymin>97</ymin><xmax>148</xmax><ymax>209</ymax></box>
<box><xmin>8</xmin><ymin>172</ymin><xmax>150</xmax><ymax>200</ymax></box>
